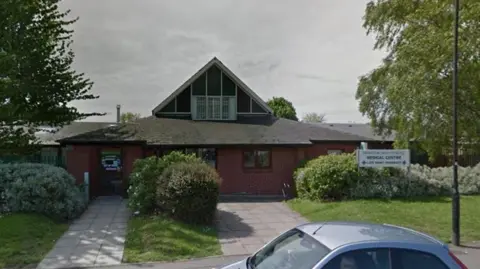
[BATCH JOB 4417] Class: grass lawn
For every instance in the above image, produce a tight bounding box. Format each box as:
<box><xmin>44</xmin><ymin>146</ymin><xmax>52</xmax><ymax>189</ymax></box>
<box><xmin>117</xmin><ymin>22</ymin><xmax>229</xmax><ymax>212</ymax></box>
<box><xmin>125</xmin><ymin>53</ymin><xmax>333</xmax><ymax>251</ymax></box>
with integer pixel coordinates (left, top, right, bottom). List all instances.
<box><xmin>288</xmin><ymin>195</ymin><xmax>480</xmax><ymax>243</ymax></box>
<box><xmin>0</xmin><ymin>213</ymin><xmax>68</xmax><ymax>268</ymax></box>
<box><xmin>123</xmin><ymin>215</ymin><xmax>222</xmax><ymax>263</ymax></box>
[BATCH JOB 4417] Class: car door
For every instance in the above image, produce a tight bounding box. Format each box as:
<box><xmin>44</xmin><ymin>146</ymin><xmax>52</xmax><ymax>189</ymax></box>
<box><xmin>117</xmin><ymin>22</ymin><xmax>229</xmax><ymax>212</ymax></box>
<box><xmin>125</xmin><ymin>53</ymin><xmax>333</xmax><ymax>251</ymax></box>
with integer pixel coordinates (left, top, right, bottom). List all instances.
<box><xmin>390</xmin><ymin>248</ymin><xmax>451</xmax><ymax>269</ymax></box>
<box><xmin>321</xmin><ymin>248</ymin><xmax>391</xmax><ymax>269</ymax></box>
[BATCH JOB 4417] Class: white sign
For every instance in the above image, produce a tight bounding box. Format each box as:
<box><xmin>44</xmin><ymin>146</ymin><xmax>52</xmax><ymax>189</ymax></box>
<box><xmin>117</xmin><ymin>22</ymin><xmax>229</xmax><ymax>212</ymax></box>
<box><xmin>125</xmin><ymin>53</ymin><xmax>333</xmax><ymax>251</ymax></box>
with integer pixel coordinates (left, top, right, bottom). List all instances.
<box><xmin>357</xmin><ymin>149</ymin><xmax>410</xmax><ymax>168</ymax></box>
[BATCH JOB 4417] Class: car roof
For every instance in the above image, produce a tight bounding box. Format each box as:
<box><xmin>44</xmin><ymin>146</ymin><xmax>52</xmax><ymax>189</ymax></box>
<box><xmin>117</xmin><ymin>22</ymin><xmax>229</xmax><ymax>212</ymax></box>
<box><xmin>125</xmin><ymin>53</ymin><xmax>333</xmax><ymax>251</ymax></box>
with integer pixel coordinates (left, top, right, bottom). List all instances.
<box><xmin>297</xmin><ymin>221</ymin><xmax>444</xmax><ymax>250</ymax></box>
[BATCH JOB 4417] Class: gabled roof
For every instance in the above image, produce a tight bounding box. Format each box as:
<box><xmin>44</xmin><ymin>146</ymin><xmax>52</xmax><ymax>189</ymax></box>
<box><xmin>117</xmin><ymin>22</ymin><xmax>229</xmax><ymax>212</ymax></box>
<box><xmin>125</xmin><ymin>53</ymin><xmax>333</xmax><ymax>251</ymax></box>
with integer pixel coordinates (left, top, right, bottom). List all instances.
<box><xmin>312</xmin><ymin>123</ymin><xmax>396</xmax><ymax>142</ymax></box>
<box><xmin>151</xmin><ymin>57</ymin><xmax>273</xmax><ymax>115</ymax></box>
<box><xmin>57</xmin><ymin>116</ymin><xmax>369</xmax><ymax>145</ymax></box>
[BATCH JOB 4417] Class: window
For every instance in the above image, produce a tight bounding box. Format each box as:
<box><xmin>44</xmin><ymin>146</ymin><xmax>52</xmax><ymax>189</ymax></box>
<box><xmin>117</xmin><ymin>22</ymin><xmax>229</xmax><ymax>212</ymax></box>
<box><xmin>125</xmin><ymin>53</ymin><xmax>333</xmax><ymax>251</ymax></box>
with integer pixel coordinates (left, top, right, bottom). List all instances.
<box><xmin>327</xmin><ymin>149</ymin><xmax>344</xmax><ymax>155</ymax></box>
<box><xmin>243</xmin><ymin>149</ymin><xmax>271</xmax><ymax>168</ymax></box>
<box><xmin>207</xmin><ymin>97</ymin><xmax>221</xmax><ymax>119</ymax></box>
<box><xmin>222</xmin><ymin>97</ymin><xmax>230</xmax><ymax>119</ymax></box>
<box><xmin>323</xmin><ymin>248</ymin><xmax>390</xmax><ymax>269</ymax></box>
<box><xmin>391</xmin><ymin>249</ymin><xmax>449</xmax><ymax>269</ymax></box>
<box><xmin>250</xmin><ymin>228</ymin><xmax>330</xmax><ymax>269</ymax></box>
<box><xmin>164</xmin><ymin>148</ymin><xmax>217</xmax><ymax>168</ymax></box>
<box><xmin>193</xmin><ymin>96</ymin><xmax>235</xmax><ymax>120</ymax></box>
<box><xmin>196</xmin><ymin>96</ymin><xmax>207</xmax><ymax>120</ymax></box>
<box><xmin>322</xmin><ymin>248</ymin><xmax>449</xmax><ymax>269</ymax></box>
<box><xmin>197</xmin><ymin>148</ymin><xmax>216</xmax><ymax>168</ymax></box>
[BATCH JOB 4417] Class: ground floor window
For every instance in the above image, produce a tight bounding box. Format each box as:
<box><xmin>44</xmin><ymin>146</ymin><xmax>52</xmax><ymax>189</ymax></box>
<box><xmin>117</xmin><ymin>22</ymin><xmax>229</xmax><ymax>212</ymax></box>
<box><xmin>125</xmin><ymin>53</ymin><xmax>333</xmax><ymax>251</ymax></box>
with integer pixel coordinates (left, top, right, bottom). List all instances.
<box><xmin>161</xmin><ymin>148</ymin><xmax>216</xmax><ymax>168</ymax></box>
<box><xmin>186</xmin><ymin>148</ymin><xmax>216</xmax><ymax>167</ymax></box>
<box><xmin>327</xmin><ymin>149</ymin><xmax>344</xmax><ymax>155</ymax></box>
<box><xmin>243</xmin><ymin>149</ymin><xmax>271</xmax><ymax>168</ymax></box>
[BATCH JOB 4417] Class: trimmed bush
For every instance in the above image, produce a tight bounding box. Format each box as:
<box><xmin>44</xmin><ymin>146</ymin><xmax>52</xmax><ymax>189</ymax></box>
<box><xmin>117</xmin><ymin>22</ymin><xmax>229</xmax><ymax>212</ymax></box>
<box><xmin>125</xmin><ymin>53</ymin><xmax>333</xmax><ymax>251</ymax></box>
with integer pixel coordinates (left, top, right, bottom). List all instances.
<box><xmin>0</xmin><ymin>163</ymin><xmax>87</xmax><ymax>220</ymax></box>
<box><xmin>157</xmin><ymin>162</ymin><xmax>221</xmax><ymax>225</ymax></box>
<box><xmin>295</xmin><ymin>153</ymin><xmax>362</xmax><ymax>200</ymax></box>
<box><xmin>127</xmin><ymin>152</ymin><xmax>202</xmax><ymax>214</ymax></box>
<box><xmin>294</xmin><ymin>153</ymin><xmax>480</xmax><ymax>201</ymax></box>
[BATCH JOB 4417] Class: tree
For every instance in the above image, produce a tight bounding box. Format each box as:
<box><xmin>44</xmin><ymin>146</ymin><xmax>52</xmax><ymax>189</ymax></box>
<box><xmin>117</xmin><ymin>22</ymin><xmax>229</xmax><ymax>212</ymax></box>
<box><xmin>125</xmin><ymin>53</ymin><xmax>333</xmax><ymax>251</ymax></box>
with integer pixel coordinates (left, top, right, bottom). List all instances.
<box><xmin>266</xmin><ymin>97</ymin><xmax>298</xmax><ymax>121</ymax></box>
<box><xmin>302</xmin><ymin>112</ymin><xmax>326</xmax><ymax>123</ymax></box>
<box><xmin>355</xmin><ymin>0</ymin><xmax>480</xmax><ymax>158</ymax></box>
<box><xmin>120</xmin><ymin>112</ymin><xmax>141</xmax><ymax>123</ymax></box>
<box><xmin>0</xmin><ymin>0</ymin><xmax>101</xmax><ymax>155</ymax></box>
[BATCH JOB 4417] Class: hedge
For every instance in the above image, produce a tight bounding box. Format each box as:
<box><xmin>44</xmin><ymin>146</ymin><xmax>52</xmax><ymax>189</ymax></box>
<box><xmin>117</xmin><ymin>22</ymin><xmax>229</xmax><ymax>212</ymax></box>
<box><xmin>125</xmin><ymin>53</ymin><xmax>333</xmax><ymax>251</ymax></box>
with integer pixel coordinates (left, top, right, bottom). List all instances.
<box><xmin>0</xmin><ymin>163</ymin><xmax>87</xmax><ymax>220</ymax></box>
<box><xmin>294</xmin><ymin>153</ymin><xmax>480</xmax><ymax>201</ymax></box>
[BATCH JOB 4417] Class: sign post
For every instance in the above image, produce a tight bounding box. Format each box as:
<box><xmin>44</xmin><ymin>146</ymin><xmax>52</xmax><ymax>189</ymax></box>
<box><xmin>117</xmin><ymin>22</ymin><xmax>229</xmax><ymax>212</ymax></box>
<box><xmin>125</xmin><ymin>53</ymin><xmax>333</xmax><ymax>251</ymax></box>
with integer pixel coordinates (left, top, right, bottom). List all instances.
<box><xmin>451</xmin><ymin>0</ymin><xmax>461</xmax><ymax>247</ymax></box>
<box><xmin>357</xmin><ymin>149</ymin><xmax>410</xmax><ymax>168</ymax></box>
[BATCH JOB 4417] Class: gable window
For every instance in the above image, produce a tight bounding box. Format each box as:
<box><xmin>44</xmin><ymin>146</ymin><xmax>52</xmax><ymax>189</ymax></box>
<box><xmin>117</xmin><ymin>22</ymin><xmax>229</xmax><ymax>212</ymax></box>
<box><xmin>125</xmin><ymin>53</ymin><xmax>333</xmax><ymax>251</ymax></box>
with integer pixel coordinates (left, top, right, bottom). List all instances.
<box><xmin>192</xmin><ymin>65</ymin><xmax>237</xmax><ymax>120</ymax></box>
<box><xmin>243</xmin><ymin>149</ymin><xmax>271</xmax><ymax>168</ymax></box>
<box><xmin>194</xmin><ymin>96</ymin><xmax>234</xmax><ymax>120</ymax></box>
<box><xmin>152</xmin><ymin>58</ymin><xmax>272</xmax><ymax>118</ymax></box>
<box><xmin>196</xmin><ymin>97</ymin><xmax>207</xmax><ymax>120</ymax></box>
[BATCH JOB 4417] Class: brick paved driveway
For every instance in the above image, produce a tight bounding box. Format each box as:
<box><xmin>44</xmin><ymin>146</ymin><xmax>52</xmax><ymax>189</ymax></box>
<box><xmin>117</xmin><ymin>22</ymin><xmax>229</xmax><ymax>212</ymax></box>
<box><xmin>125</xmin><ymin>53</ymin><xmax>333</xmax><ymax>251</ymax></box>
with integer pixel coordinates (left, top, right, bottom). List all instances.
<box><xmin>215</xmin><ymin>199</ymin><xmax>307</xmax><ymax>255</ymax></box>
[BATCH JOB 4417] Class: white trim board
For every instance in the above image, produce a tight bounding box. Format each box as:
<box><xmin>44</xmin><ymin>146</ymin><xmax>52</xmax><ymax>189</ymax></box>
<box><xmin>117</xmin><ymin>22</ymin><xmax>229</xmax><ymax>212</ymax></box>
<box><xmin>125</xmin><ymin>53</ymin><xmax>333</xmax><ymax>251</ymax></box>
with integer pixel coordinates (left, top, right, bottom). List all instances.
<box><xmin>151</xmin><ymin>57</ymin><xmax>273</xmax><ymax>115</ymax></box>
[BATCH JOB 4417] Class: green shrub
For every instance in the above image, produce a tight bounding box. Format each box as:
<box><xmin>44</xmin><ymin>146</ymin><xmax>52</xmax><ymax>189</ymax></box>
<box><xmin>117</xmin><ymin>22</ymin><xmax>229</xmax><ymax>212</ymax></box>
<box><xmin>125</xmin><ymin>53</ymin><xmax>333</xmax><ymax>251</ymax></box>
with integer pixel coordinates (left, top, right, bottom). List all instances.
<box><xmin>294</xmin><ymin>153</ymin><xmax>480</xmax><ymax>201</ymax></box>
<box><xmin>127</xmin><ymin>152</ymin><xmax>202</xmax><ymax>214</ymax></box>
<box><xmin>350</xmin><ymin>164</ymin><xmax>480</xmax><ymax>199</ymax></box>
<box><xmin>0</xmin><ymin>163</ymin><xmax>87</xmax><ymax>220</ymax></box>
<box><xmin>157</xmin><ymin>162</ymin><xmax>221</xmax><ymax>225</ymax></box>
<box><xmin>294</xmin><ymin>153</ymin><xmax>360</xmax><ymax>200</ymax></box>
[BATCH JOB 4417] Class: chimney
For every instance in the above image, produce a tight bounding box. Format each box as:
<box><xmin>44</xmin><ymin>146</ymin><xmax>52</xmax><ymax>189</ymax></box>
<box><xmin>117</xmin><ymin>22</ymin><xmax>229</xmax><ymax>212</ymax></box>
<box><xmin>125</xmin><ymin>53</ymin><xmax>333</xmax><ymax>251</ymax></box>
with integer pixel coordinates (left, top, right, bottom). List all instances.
<box><xmin>116</xmin><ymin>104</ymin><xmax>121</xmax><ymax>123</ymax></box>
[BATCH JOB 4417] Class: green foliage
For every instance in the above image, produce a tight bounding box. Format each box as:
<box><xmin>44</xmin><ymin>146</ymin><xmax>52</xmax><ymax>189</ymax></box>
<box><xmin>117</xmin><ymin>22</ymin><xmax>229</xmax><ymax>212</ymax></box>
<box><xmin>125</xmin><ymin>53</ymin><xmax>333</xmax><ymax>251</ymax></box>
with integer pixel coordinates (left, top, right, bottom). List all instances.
<box><xmin>266</xmin><ymin>97</ymin><xmax>298</xmax><ymax>121</ymax></box>
<box><xmin>157</xmin><ymin>162</ymin><xmax>221</xmax><ymax>225</ymax></box>
<box><xmin>351</xmin><ymin>164</ymin><xmax>480</xmax><ymax>199</ymax></box>
<box><xmin>295</xmin><ymin>154</ymin><xmax>480</xmax><ymax>201</ymax></box>
<box><xmin>294</xmin><ymin>154</ymin><xmax>360</xmax><ymax>200</ymax></box>
<box><xmin>356</xmin><ymin>0</ymin><xmax>480</xmax><ymax>158</ymax></box>
<box><xmin>302</xmin><ymin>112</ymin><xmax>326</xmax><ymax>123</ymax></box>
<box><xmin>121</xmin><ymin>112</ymin><xmax>142</xmax><ymax>123</ymax></box>
<box><xmin>0</xmin><ymin>0</ymin><xmax>102</xmax><ymax>155</ymax></box>
<box><xmin>127</xmin><ymin>152</ymin><xmax>202</xmax><ymax>214</ymax></box>
<box><xmin>0</xmin><ymin>163</ymin><xmax>87</xmax><ymax>220</ymax></box>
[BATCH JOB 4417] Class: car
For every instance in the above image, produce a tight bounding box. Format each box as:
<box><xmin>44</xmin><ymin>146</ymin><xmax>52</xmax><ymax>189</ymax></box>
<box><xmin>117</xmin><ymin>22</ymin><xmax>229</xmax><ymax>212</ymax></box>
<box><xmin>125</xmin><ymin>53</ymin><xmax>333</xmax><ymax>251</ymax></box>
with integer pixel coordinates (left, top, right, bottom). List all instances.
<box><xmin>220</xmin><ymin>221</ymin><xmax>468</xmax><ymax>269</ymax></box>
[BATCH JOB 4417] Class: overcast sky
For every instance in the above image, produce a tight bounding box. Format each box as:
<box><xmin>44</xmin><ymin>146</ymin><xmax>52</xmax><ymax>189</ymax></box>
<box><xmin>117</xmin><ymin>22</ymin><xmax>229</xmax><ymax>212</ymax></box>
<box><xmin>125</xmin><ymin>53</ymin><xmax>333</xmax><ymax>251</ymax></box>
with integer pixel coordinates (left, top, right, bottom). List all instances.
<box><xmin>62</xmin><ymin>0</ymin><xmax>385</xmax><ymax>123</ymax></box>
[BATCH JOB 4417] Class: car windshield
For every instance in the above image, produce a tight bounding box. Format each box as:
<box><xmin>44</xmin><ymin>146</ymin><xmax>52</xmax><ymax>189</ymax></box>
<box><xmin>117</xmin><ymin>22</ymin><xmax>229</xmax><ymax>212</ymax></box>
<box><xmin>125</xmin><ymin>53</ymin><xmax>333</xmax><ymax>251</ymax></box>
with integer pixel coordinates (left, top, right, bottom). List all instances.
<box><xmin>249</xmin><ymin>228</ymin><xmax>330</xmax><ymax>269</ymax></box>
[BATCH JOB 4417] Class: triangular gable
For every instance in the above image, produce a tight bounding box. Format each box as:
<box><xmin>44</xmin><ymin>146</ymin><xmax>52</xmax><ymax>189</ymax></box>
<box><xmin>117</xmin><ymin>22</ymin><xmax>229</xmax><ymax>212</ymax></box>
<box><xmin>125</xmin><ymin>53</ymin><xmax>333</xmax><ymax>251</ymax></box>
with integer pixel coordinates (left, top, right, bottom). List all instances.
<box><xmin>151</xmin><ymin>57</ymin><xmax>273</xmax><ymax>115</ymax></box>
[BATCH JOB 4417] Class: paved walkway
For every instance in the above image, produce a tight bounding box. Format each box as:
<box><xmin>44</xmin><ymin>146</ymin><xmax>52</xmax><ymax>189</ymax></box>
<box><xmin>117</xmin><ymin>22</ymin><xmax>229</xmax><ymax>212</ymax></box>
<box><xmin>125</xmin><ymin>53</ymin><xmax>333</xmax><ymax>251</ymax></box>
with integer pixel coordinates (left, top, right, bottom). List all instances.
<box><xmin>37</xmin><ymin>196</ymin><xmax>130</xmax><ymax>269</ymax></box>
<box><xmin>75</xmin><ymin>255</ymin><xmax>249</xmax><ymax>269</ymax></box>
<box><xmin>450</xmin><ymin>242</ymin><xmax>480</xmax><ymax>268</ymax></box>
<box><xmin>215</xmin><ymin>200</ymin><xmax>307</xmax><ymax>255</ymax></box>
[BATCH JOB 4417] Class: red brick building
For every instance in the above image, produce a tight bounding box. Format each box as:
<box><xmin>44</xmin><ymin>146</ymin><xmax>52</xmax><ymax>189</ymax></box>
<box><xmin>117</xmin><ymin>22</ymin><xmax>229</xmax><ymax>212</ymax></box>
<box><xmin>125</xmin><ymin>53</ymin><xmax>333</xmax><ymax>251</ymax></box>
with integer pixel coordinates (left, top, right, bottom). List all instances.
<box><xmin>55</xmin><ymin>58</ymin><xmax>392</xmax><ymax>199</ymax></box>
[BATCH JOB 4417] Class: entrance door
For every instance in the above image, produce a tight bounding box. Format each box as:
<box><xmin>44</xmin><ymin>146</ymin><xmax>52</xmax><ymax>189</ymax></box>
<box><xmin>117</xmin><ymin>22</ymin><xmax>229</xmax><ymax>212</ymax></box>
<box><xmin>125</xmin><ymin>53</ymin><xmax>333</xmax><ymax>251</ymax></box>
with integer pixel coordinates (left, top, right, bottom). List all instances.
<box><xmin>99</xmin><ymin>149</ymin><xmax>123</xmax><ymax>196</ymax></box>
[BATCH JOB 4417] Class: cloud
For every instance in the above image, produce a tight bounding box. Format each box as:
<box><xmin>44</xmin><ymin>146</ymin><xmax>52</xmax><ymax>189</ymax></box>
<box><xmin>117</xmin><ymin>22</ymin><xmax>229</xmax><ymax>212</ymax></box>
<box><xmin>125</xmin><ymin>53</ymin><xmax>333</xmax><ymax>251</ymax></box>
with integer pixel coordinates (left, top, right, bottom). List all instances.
<box><xmin>62</xmin><ymin>0</ymin><xmax>384</xmax><ymax>123</ymax></box>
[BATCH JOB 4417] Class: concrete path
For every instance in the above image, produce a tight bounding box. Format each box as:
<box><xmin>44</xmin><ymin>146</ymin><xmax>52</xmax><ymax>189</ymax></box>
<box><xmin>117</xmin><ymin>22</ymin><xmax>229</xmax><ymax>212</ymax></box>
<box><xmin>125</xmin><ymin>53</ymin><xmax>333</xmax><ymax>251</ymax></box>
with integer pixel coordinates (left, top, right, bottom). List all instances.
<box><xmin>75</xmin><ymin>255</ymin><xmax>249</xmax><ymax>269</ymax></box>
<box><xmin>450</xmin><ymin>242</ymin><xmax>480</xmax><ymax>269</ymax></box>
<box><xmin>215</xmin><ymin>200</ymin><xmax>308</xmax><ymax>256</ymax></box>
<box><xmin>37</xmin><ymin>196</ymin><xmax>130</xmax><ymax>269</ymax></box>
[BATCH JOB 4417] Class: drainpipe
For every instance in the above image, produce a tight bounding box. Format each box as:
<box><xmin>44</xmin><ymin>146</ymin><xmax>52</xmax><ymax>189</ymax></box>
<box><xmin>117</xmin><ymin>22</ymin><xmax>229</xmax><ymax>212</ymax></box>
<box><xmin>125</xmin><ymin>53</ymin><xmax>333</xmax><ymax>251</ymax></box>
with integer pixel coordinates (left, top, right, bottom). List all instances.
<box><xmin>116</xmin><ymin>105</ymin><xmax>121</xmax><ymax>123</ymax></box>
